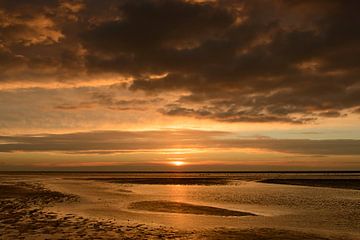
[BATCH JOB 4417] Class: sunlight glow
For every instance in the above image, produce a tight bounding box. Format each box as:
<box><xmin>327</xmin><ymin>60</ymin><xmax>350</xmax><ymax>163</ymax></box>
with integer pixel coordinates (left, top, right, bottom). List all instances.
<box><xmin>160</xmin><ymin>148</ymin><xmax>205</xmax><ymax>155</ymax></box>
<box><xmin>170</xmin><ymin>161</ymin><xmax>186</xmax><ymax>166</ymax></box>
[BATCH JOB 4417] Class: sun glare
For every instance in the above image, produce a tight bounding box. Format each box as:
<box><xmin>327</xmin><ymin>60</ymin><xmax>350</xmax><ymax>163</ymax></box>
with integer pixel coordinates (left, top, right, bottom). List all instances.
<box><xmin>171</xmin><ymin>161</ymin><xmax>185</xmax><ymax>166</ymax></box>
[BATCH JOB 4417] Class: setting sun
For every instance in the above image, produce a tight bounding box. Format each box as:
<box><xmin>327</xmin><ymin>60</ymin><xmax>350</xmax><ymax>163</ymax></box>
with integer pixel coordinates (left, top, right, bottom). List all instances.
<box><xmin>171</xmin><ymin>161</ymin><xmax>185</xmax><ymax>166</ymax></box>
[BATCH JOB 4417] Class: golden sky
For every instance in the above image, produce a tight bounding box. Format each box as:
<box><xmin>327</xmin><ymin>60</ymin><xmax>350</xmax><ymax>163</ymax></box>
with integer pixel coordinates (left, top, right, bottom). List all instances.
<box><xmin>0</xmin><ymin>0</ymin><xmax>359</xmax><ymax>171</ymax></box>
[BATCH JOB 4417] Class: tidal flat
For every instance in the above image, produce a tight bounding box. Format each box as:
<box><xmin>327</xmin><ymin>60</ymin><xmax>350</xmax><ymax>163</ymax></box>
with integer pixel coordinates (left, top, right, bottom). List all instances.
<box><xmin>0</xmin><ymin>172</ymin><xmax>359</xmax><ymax>240</ymax></box>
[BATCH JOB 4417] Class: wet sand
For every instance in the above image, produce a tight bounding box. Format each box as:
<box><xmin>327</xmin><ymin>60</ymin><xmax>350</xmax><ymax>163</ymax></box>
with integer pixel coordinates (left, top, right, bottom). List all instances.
<box><xmin>260</xmin><ymin>179</ymin><xmax>360</xmax><ymax>190</ymax></box>
<box><xmin>86</xmin><ymin>177</ymin><xmax>229</xmax><ymax>185</ymax></box>
<box><xmin>0</xmin><ymin>182</ymin><xmax>188</xmax><ymax>239</ymax></box>
<box><xmin>129</xmin><ymin>201</ymin><xmax>256</xmax><ymax>216</ymax></box>
<box><xmin>0</xmin><ymin>173</ymin><xmax>359</xmax><ymax>240</ymax></box>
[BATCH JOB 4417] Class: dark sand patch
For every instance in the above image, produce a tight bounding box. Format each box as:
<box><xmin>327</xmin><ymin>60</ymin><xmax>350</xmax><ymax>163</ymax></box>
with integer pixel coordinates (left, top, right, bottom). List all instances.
<box><xmin>129</xmin><ymin>200</ymin><xmax>256</xmax><ymax>217</ymax></box>
<box><xmin>199</xmin><ymin>228</ymin><xmax>347</xmax><ymax>240</ymax></box>
<box><xmin>259</xmin><ymin>179</ymin><xmax>360</xmax><ymax>190</ymax></box>
<box><xmin>0</xmin><ymin>184</ymin><xmax>33</xmax><ymax>199</ymax></box>
<box><xmin>86</xmin><ymin>177</ymin><xmax>229</xmax><ymax>185</ymax></box>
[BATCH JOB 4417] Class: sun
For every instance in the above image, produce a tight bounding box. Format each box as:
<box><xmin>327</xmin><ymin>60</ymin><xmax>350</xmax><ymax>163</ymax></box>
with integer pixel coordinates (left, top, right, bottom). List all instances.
<box><xmin>171</xmin><ymin>161</ymin><xmax>185</xmax><ymax>166</ymax></box>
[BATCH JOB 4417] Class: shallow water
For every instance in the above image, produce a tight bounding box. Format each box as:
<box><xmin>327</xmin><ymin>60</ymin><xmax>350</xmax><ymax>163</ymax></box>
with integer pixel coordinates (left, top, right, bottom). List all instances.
<box><xmin>125</xmin><ymin>178</ymin><xmax>360</xmax><ymax>233</ymax></box>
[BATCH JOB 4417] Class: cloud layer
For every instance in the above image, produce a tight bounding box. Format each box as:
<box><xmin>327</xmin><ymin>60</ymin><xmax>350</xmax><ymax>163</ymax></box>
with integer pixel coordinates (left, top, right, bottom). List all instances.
<box><xmin>0</xmin><ymin>129</ymin><xmax>359</xmax><ymax>156</ymax></box>
<box><xmin>0</xmin><ymin>0</ymin><xmax>360</xmax><ymax>123</ymax></box>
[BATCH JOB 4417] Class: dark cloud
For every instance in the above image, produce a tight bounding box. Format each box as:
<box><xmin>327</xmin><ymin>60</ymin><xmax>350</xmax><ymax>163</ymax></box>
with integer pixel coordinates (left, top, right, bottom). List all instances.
<box><xmin>85</xmin><ymin>0</ymin><xmax>360</xmax><ymax>123</ymax></box>
<box><xmin>0</xmin><ymin>130</ymin><xmax>359</xmax><ymax>156</ymax></box>
<box><xmin>158</xmin><ymin>103</ymin><xmax>315</xmax><ymax>123</ymax></box>
<box><xmin>0</xmin><ymin>0</ymin><xmax>85</xmax><ymax>84</ymax></box>
<box><xmin>83</xmin><ymin>0</ymin><xmax>234</xmax><ymax>53</ymax></box>
<box><xmin>1</xmin><ymin>0</ymin><xmax>360</xmax><ymax>123</ymax></box>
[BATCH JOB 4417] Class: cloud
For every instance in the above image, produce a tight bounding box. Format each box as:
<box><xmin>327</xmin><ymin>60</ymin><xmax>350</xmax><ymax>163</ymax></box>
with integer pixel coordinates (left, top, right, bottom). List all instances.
<box><xmin>54</xmin><ymin>89</ymin><xmax>164</xmax><ymax>111</ymax></box>
<box><xmin>0</xmin><ymin>129</ymin><xmax>359</xmax><ymax>156</ymax></box>
<box><xmin>0</xmin><ymin>0</ymin><xmax>86</xmax><ymax>85</ymax></box>
<box><xmin>84</xmin><ymin>0</ymin><xmax>360</xmax><ymax>123</ymax></box>
<box><xmin>0</xmin><ymin>1</ymin><xmax>63</xmax><ymax>46</ymax></box>
<box><xmin>158</xmin><ymin>103</ymin><xmax>315</xmax><ymax>124</ymax></box>
<box><xmin>82</xmin><ymin>0</ymin><xmax>235</xmax><ymax>52</ymax></box>
<box><xmin>0</xmin><ymin>129</ymin><xmax>227</xmax><ymax>153</ymax></box>
<box><xmin>0</xmin><ymin>0</ymin><xmax>360</xmax><ymax>123</ymax></box>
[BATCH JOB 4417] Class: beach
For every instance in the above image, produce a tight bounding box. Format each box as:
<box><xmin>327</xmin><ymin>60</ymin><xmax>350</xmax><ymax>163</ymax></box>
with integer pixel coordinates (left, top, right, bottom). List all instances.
<box><xmin>0</xmin><ymin>172</ymin><xmax>359</xmax><ymax>239</ymax></box>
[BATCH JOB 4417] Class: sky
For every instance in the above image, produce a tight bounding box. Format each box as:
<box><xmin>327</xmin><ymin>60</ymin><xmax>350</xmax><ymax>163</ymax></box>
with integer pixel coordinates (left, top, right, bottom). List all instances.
<box><xmin>0</xmin><ymin>0</ymin><xmax>359</xmax><ymax>171</ymax></box>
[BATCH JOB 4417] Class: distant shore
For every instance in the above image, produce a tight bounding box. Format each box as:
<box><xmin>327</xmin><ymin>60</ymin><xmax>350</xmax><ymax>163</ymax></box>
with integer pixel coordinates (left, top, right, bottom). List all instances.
<box><xmin>1</xmin><ymin>170</ymin><xmax>360</xmax><ymax>174</ymax></box>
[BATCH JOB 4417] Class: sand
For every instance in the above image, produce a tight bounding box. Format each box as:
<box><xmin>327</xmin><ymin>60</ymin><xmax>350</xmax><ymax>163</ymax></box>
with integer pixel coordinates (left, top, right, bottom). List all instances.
<box><xmin>0</xmin><ymin>182</ymin><xmax>188</xmax><ymax>239</ymax></box>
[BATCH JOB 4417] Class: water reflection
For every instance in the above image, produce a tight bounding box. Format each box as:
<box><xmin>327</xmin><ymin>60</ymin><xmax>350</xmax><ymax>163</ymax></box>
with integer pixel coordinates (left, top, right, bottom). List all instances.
<box><xmin>167</xmin><ymin>184</ymin><xmax>189</xmax><ymax>227</ymax></box>
<box><xmin>168</xmin><ymin>184</ymin><xmax>187</xmax><ymax>202</ymax></box>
